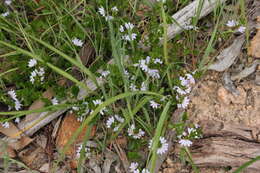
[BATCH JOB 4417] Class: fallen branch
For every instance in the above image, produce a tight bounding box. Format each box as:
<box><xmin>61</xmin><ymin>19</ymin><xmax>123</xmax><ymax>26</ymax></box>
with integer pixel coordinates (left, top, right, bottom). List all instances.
<box><xmin>165</xmin><ymin>0</ymin><xmax>227</xmax><ymax>42</ymax></box>
<box><xmin>190</xmin><ymin>120</ymin><xmax>260</xmax><ymax>172</ymax></box>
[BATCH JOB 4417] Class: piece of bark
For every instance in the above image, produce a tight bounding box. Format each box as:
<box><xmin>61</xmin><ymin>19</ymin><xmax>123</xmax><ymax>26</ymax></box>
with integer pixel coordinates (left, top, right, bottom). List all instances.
<box><xmin>103</xmin><ymin>150</ymin><xmax>118</xmax><ymax>173</ymax></box>
<box><xmin>0</xmin><ymin>145</ymin><xmax>16</xmax><ymax>158</ymax></box>
<box><xmin>0</xmin><ymin>122</ymin><xmax>23</xmax><ymax>139</ymax></box>
<box><xmin>231</xmin><ymin>60</ymin><xmax>260</xmax><ymax>81</ymax></box>
<box><xmin>190</xmin><ymin>120</ymin><xmax>260</xmax><ymax>172</ymax></box>
<box><xmin>18</xmin><ymin>146</ymin><xmax>48</xmax><ymax>170</ymax></box>
<box><xmin>208</xmin><ymin>36</ymin><xmax>245</xmax><ymax>71</ymax></box>
<box><xmin>56</xmin><ymin>113</ymin><xmax>96</xmax><ymax>156</ymax></box>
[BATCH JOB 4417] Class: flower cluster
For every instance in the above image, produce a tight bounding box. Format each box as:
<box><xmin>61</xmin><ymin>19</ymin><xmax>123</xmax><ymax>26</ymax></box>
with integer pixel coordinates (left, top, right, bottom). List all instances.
<box><xmin>150</xmin><ymin>100</ymin><xmax>160</xmax><ymax>109</ymax></box>
<box><xmin>76</xmin><ymin>144</ymin><xmax>91</xmax><ymax>158</ymax></box>
<box><xmin>226</xmin><ymin>20</ymin><xmax>246</xmax><ymax>33</ymax></box>
<box><xmin>99</xmin><ymin>70</ymin><xmax>110</xmax><ymax>78</ymax></box>
<box><xmin>106</xmin><ymin>114</ymin><xmax>125</xmax><ymax>132</ymax></box>
<box><xmin>28</xmin><ymin>59</ymin><xmax>45</xmax><ymax>84</ymax></box>
<box><xmin>177</xmin><ymin>124</ymin><xmax>202</xmax><ymax>147</ymax></box>
<box><xmin>174</xmin><ymin>73</ymin><xmax>195</xmax><ymax>109</ymax></box>
<box><xmin>8</xmin><ymin>90</ymin><xmax>22</xmax><ymax>111</ymax></box>
<box><xmin>1</xmin><ymin>122</ymin><xmax>10</xmax><ymax>128</ymax></box>
<box><xmin>98</xmin><ymin>6</ymin><xmax>114</xmax><ymax>21</ymax></box>
<box><xmin>129</xmin><ymin>162</ymin><xmax>150</xmax><ymax>173</ymax></box>
<box><xmin>149</xmin><ymin>136</ymin><xmax>168</xmax><ymax>155</ymax></box>
<box><xmin>120</xmin><ymin>22</ymin><xmax>137</xmax><ymax>41</ymax></box>
<box><xmin>129</xmin><ymin>81</ymin><xmax>148</xmax><ymax>92</ymax></box>
<box><xmin>183</xmin><ymin>24</ymin><xmax>199</xmax><ymax>31</ymax></box>
<box><xmin>133</xmin><ymin>56</ymin><xmax>162</xmax><ymax>79</ymax></box>
<box><xmin>127</xmin><ymin>124</ymin><xmax>145</xmax><ymax>139</ymax></box>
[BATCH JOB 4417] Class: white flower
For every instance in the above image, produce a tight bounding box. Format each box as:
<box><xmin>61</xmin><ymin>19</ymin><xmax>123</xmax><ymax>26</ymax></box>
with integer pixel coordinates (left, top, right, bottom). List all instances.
<box><xmin>145</xmin><ymin>56</ymin><xmax>151</xmax><ymax>64</ymax></box>
<box><xmin>113</xmin><ymin>125</ymin><xmax>120</xmax><ymax>132</ymax></box>
<box><xmin>154</xmin><ymin>58</ymin><xmax>163</xmax><ymax>64</ymax></box>
<box><xmin>8</xmin><ymin>90</ymin><xmax>22</xmax><ymax>110</ymax></box>
<box><xmin>1</xmin><ymin>122</ymin><xmax>10</xmax><ymax>128</ymax></box>
<box><xmin>115</xmin><ymin>114</ymin><xmax>124</xmax><ymax>123</ymax></box>
<box><xmin>106</xmin><ymin>116</ymin><xmax>115</xmax><ymax>128</ymax></box>
<box><xmin>111</xmin><ymin>6</ymin><xmax>118</xmax><ymax>12</ymax></box>
<box><xmin>237</xmin><ymin>26</ymin><xmax>246</xmax><ymax>33</ymax></box>
<box><xmin>195</xmin><ymin>123</ymin><xmax>200</xmax><ymax>128</ymax></box>
<box><xmin>124</xmin><ymin>70</ymin><xmax>129</xmax><ymax>77</ymax></box>
<box><xmin>140</xmin><ymin>82</ymin><xmax>147</xmax><ymax>91</ymax></box>
<box><xmin>93</xmin><ymin>99</ymin><xmax>102</xmax><ymax>106</ymax></box>
<box><xmin>119</xmin><ymin>25</ymin><xmax>125</xmax><ymax>32</ymax></box>
<box><xmin>179</xmin><ymin>139</ymin><xmax>193</xmax><ymax>147</ymax></box>
<box><xmin>72</xmin><ymin>38</ymin><xmax>84</xmax><ymax>47</ymax></box>
<box><xmin>177</xmin><ymin>96</ymin><xmax>190</xmax><ymax>109</ymax></box>
<box><xmin>1</xmin><ymin>11</ymin><xmax>9</xmax><ymax>17</ymax></box>
<box><xmin>51</xmin><ymin>97</ymin><xmax>59</xmax><ymax>105</ymax></box>
<box><xmin>15</xmin><ymin>117</ymin><xmax>20</xmax><ymax>124</ymax></box>
<box><xmin>8</xmin><ymin>90</ymin><xmax>17</xmax><ymax>100</ymax></box>
<box><xmin>5</xmin><ymin>0</ymin><xmax>12</xmax><ymax>5</ymax></box>
<box><xmin>122</xmin><ymin>33</ymin><xmax>137</xmax><ymax>41</ymax></box>
<box><xmin>72</xmin><ymin>106</ymin><xmax>80</xmax><ymax>111</ymax></box>
<box><xmin>148</xmin><ymin>139</ymin><xmax>153</xmax><ymax>149</ymax></box>
<box><xmin>174</xmin><ymin>86</ymin><xmax>186</xmax><ymax>95</ymax></box>
<box><xmin>226</xmin><ymin>20</ymin><xmax>238</xmax><ymax>27</ymax></box>
<box><xmin>185</xmin><ymin>87</ymin><xmax>191</xmax><ymax>94</ymax></box>
<box><xmin>76</xmin><ymin>144</ymin><xmax>91</xmax><ymax>158</ymax></box>
<box><xmin>141</xmin><ymin>169</ymin><xmax>150</xmax><ymax>173</ymax></box>
<box><xmin>150</xmin><ymin>100</ymin><xmax>160</xmax><ymax>109</ymax></box>
<box><xmin>125</xmin><ymin>22</ymin><xmax>134</xmax><ymax>30</ymax></box>
<box><xmin>14</xmin><ymin>100</ymin><xmax>22</xmax><ymax>110</ymax></box>
<box><xmin>139</xmin><ymin>60</ymin><xmax>149</xmax><ymax>72</ymax></box>
<box><xmin>157</xmin><ymin>0</ymin><xmax>166</xmax><ymax>3</ymax></box>
<box><xmin>128</xmin><ymin>124</ymin><xmax>145</xmax><ymax>139</ymax></box>
<box><xmin>129</xmin><ymin>162</ymin><xmax>139</xmax><ymax>172</ymax></box>
<box><xmin>179</xmin><ymin>76</ymin><xmax>189</xmax><ymax>87</ymax></box>
<box><xmin>184</xmin><ymin>25</ymin><xmax>198</xmax><ymax>30</ymax></box>
<box><xmin>147</xmin><ymin>69</ymin><xmax>160</xmax><ymax>79</ymax></box>
<box><xmin>98</xmin><ymin>6</ymin><xmax>106</xmax><ymax>17</ymax></box>
<box><xmin>30</xmin><ymin>71</ymin><xmax>36</xmax><ymax>83</ymax></box>
<box><xmin>77</xmin><ymin>116</ymin><xmax>84</xmax><ymax>122</ymax></box>
<box><xmin>105</xmin><ymin>15</ymin><xmax>113</xmax><ymax>21</ymax></box>
<box><xmin>157</xmin><ymin>137</ymin><xmax>168</xmax><ymax>155</ymax></box>
<box><xmin>130</xmin><ymin>83</ymin><xmax>138</xmax><ymax>91</ymax></box>
<box><xmin>38</xmin><ymin>67</ymin><xmax>45</xmax><ymax>76</ymax></box>
<box><xmin>100</xmin><ymin>70</ymin><xmax>110</xmax><ymax>77</ymax></box>
<box><xmin>185</xmin><ymin>74</ymin><xmax>195</xmax><ymax>85</ymax></box>
<box><xmin>188</xmin><ymin>127</ymin><xmax>195</xmax><ymax>134</ymax></box>
<box><xmin>28</xmin><ymin>59</ymin><xmax>37</xmax><ymax>68</ymax></box>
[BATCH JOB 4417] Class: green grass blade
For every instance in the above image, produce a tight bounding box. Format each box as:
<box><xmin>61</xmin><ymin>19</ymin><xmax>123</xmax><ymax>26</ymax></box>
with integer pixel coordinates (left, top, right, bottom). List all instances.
<box><xmin>0</xmin><ymin>67</ymin><xmax>18</xmax><ymax>78</ymax></box>
<box><xmin>233</xmin><ymin>156</ymin><xmax>260</xmax><ymax>173</ymax></box>
<box><xmin>0</xmin><ymin>51</ymin><xmax>21</xmax><ymax>58</ymax></box>
<box><xmin>149</xmin><ymin>101</ymin><xmax>171</xmax><ymax>173</ymax></box>
<box><xmin>0</xmin><ymin>104</ymin><xmax>69</xmax><ymax>117</ymax></box>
